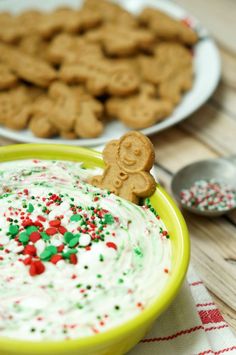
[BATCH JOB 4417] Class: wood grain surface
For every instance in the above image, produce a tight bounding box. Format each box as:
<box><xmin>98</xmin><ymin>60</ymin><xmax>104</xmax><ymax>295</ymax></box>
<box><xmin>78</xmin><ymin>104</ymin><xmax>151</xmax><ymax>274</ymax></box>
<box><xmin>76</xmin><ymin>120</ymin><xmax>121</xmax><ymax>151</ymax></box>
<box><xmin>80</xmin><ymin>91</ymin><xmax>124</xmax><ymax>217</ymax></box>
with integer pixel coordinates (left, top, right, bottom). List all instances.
<box><xmin>0</xmin><ymin>0</ymin><xmax>235</xmax><ymax>333</ymax></box>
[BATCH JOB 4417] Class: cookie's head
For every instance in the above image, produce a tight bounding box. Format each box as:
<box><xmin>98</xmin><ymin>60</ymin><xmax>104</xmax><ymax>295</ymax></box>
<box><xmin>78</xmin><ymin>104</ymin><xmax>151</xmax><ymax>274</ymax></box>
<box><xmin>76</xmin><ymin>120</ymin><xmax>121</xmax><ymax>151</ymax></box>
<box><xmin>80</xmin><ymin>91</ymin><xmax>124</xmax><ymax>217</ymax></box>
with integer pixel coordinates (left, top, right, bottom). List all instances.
<box><xmin>117</xmin><ymin>131</ymin><xmax>155</xmax><ymax>172</ymax></box>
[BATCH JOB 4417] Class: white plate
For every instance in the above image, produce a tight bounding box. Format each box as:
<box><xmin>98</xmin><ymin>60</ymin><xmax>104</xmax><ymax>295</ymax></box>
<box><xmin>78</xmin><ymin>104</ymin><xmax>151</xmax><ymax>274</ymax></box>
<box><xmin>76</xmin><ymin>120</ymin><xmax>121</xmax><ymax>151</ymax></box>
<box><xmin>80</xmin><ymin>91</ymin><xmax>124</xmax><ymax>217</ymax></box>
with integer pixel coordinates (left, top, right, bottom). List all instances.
<box><xmin>0</xmin><ymin>0</ymin><xmax>221</xmax><ymax>146</ymax></box>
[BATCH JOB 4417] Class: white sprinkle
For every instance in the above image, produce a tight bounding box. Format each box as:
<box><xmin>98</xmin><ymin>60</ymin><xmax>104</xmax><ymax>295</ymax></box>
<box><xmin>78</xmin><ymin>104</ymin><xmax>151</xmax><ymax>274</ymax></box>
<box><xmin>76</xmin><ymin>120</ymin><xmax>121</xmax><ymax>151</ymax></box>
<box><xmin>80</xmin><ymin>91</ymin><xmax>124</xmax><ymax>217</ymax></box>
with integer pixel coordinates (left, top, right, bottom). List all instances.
<box><xmin>79</xmin><ymin>234</ymin><xmax>91</xmax><ymax>247</ymax></box>
<box><xmin>50</xmin><ymin>236</ymin><xmax>63</xmax><ymax>247</ymax></box>
<box><xmin>35</xmin><ymin>240</ymin><xmax>46</xmax><ymax>255</ymax></box>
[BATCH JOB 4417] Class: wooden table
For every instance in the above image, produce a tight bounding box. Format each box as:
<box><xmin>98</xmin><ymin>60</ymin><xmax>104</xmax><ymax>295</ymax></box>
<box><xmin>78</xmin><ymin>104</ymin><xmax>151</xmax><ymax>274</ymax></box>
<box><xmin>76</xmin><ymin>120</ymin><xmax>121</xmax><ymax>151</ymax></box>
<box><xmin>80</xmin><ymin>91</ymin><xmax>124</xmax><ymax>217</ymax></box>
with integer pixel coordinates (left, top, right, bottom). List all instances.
<box><xmin>0</xmin><ymin>0</ymin><xmax>235</xmax><ymax>333</ymax></box>
<box><xmin>156</xmin><ymin>0</ymin><xmax>236</xmax><ymax>331</ymax></box>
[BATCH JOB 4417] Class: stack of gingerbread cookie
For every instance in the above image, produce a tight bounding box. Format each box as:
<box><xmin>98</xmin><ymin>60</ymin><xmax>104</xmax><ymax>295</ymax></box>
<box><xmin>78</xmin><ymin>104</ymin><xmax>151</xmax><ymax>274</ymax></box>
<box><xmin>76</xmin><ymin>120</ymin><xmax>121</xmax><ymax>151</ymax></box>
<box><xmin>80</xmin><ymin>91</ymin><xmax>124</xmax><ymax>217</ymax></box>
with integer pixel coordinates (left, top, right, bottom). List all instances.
<box><xmin>0</xmin><ymin>0</ymin><xmax>198</xmax><ymax>139</ymax></box>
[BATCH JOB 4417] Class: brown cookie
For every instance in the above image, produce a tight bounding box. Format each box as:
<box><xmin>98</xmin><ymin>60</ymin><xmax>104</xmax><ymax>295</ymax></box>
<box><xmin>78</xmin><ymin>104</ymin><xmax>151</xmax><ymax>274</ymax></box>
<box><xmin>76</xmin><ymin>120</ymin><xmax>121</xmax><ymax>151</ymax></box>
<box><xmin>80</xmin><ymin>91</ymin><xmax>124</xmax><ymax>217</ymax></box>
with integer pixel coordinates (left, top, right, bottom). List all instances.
<box><xmin>85</xmin><ymin>24</ymin><xmax>154</xmax><ymax>56</ymax></box>
<box><xmin>48</xmin><ymin>82</ymin><xmax>77</xmax><ymax>132</ymax></box>
<box><xmin>47</xmin><ymin>33</ymin><xmax>102</xmax><ymax>64</ymax></box>
<box><xmin>138</xmin><ymin>42</ymin><xmax>193</xmax><ymax>104</ymax></box>
<box><xmin>36</xmin><ymin>7</ymin><xmax>101</xmax><ymax>39</ymax></box>
<box><xmin>139</xmin><ymin>8</ymin><xmax>198</xmax><ymax>45</ymax></box>
<box><xmin>89</xmin><ymin>131</ymin><xmax>156</xmax><ymax>204</ymax></box>
<box><xmin>83</xmin><ymin>0</ymin><xmax>137</xmax><ymax>27</ymax></box>
<box><xmin>60</xmin><ymin>130</ymin><xmax>77</xmax><ymax>140</ymax></box>
<box><xmin>60</xmin><ymin>55</ymin><xmax>140</xmax><ymax>96</ymax></box>
<box><xmin>158</xmin><ymin>66</ymin><xmax>193</xmax><ymax>104</ymax></box>
<box><xmin>73</xmin><ymin>87</ymin><xmax>104</xmax><ymax>138</ymax></box>
<box><xmin>48</xmin><ymin>82</ymin><xmax>104</xmax><ymax>138</ymax></box>
<box><xmin>0</xmin><ymin>87</ymin><xmax>32</xmax><ymax>130</ymax></box>
<box><xmin>0</xmin><ymin>13</ymin><xmax>27</xmax><ymax>43</ymax></box>
<box><xmin>18</xmin><ymin>34</ymin><xmax>49</xmax><ymax>61</ymax></box>
<box><xmin>29</xmin><ymin>96</ymin><xmax>58</xmax><ymax>138</ymax></box>
<box><xmin>106</xmin><ymin>84</ymin><xmax>173</xmax><ymax>129</ymax></box>
<box><xmin>17</xmin><ymin>10</ymin><xmax>43</xmax><ymax>34</ymax></box>
<box><xmin>0</xmin><ymin>63</ymin><xmax>18</xmax><ymax>90</ymax></box>
<box><xmin>0</xmin><ymin>43</ymin><xmax>57</xmax><ymax>88</ymax></box>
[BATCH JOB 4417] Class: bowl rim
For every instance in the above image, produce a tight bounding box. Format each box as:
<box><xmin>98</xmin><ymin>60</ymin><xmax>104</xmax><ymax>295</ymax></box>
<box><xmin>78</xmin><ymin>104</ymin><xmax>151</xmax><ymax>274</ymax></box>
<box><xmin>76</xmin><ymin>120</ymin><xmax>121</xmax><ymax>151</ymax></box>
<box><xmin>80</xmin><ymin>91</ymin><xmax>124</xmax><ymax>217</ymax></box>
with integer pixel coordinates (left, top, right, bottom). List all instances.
<box><xmin>0</xmin><ymin>144</ymin><xmax>190</xmax><ymax>352</ymax></box>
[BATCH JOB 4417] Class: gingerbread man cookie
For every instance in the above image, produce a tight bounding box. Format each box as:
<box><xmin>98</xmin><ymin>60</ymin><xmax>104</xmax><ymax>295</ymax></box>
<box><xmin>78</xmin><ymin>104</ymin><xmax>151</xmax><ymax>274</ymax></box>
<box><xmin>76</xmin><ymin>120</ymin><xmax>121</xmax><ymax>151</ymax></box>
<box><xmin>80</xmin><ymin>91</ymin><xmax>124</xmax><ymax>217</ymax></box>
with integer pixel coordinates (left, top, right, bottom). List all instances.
<box><xmin>85</xmin><ymin>23</ymin><xmax>154</xmax><ymax>56</ymax></box>
<box><xmin>0</xmin><ymin>43</ymin><xmax>57</xmax><ymax>88</ymax></box>
<box><xmin>139</xmin><ymin>8</ymin><xmax>198</xmax><ymax>45</ymax></box>
<box><xmin>106</xmin><ymin>84</ymin><xmax>173</xmax><ymax>129</ymax></box>
<box><xmin>59</xmin><ymin>55</ymin><xmax>140</xmax><ymax>97</ymax></box>
<box><xmin>48</xmin><ymin>82</ymin><xmax>104</xmax><ymax>138</ymax></box>
<box><xmin>89</xmin><ymin>131</ymin><xmax>156</xmax><ymax>204</ymax></box>
<box><xmin>0</xmin><ymin>63</ymin><xmax>18</xmax><ymax>90</ymax></box>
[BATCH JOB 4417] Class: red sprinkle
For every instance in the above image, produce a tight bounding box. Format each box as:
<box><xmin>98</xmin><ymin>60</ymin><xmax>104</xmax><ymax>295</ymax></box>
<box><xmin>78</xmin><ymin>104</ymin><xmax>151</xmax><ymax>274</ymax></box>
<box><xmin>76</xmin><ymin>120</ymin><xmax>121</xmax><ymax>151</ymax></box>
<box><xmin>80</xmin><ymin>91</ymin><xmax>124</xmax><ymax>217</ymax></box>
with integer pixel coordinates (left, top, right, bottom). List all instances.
<box><xmin>49</xmin><ymin>220</ymin><xmax>61</xmax><ymax>227</ymax></box>
<box><xmin>50</xmin><ymin>254</ymin><xmax>63</xmax><ymax>264</ymax></box>
<box><xmin>45</xmin><ymin>227</ymin><xmax>57</xmax><ymax>236</ymax></box>
<box><xmin>29</xmin><ymin>260</ymin><xmax>45</xmax><ymax>276</ymax></box>
<box><xmin>58</xmin><ymin>226</ymin><xmax>67</xmax><ymax>235</ymax></box>
<box><xmin>23</xmin><ymin>245</ymin><xmax>37</xmax><ymax>256</ymax></box>
<box><xmin>37</xmin><ymin>215</ymin><xmax>46</xmax><ymax>222</ymax></box>
<box><xmin>34</xmin><ymin>221</ymin><xmax>43</xmax><ymax>228</ymax></box>
<box><xmin>70</xmin><ymin>254</ymin><xmax>78</xmax><ymax>265</ymax></box>
<box><xmin>57</xmin><ymin>245</ymin><xmax>65</xmax><ymax>252</ymax></box>
<box><xmin>22</xmin><ymin>219</ymin><xmax>33</xmax><ymax>227</ymax></box>
<box><xmin>106</xmin><ymin>242</ymin><xmax>117</xmax><ymax>250</ymax></box>
<box><xmin>30</xmin><ymin>231</ymin><xmax>41</xmax><ymax>243</ymax></box>
<box><xmin>23</xmin><ymin>256</ymin><xmax>32</xmax><ymax>265</ymax></box>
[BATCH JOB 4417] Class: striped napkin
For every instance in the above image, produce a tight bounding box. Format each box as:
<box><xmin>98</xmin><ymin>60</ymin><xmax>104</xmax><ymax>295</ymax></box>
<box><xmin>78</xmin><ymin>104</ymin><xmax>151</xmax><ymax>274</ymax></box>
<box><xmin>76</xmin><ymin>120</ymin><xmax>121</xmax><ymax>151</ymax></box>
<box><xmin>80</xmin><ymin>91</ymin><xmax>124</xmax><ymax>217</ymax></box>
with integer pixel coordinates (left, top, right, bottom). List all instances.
<box><xmin>129</xmin><ymin>265</ymin><xmax>236</xmax><ymax>355</ymax></box>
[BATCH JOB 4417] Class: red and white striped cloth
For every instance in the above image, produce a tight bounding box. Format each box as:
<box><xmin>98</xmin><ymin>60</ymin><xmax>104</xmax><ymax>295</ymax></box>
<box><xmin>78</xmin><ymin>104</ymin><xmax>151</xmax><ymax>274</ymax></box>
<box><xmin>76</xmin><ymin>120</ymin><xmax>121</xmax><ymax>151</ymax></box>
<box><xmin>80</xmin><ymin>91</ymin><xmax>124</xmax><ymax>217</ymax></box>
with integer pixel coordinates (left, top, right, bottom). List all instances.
<box><xmin>129</xmin><ymin>266</ymin><xmax>236</xmax><ymax>355</ymax></box>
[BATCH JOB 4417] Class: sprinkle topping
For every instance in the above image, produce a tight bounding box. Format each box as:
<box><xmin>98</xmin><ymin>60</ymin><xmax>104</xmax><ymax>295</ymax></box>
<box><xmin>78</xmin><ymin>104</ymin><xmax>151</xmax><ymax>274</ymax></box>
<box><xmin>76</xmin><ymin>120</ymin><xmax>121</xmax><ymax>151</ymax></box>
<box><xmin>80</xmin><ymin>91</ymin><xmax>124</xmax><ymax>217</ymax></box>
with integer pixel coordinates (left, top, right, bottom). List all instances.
<box><xmin>0</xmin><ymin>159</ymin><xmax>171</xmax><ymax>341</ymax></box>
<box><xmin>180</xmin><ymin>179</ymin><xmax>236</xmax><ymax>211</ymax></box>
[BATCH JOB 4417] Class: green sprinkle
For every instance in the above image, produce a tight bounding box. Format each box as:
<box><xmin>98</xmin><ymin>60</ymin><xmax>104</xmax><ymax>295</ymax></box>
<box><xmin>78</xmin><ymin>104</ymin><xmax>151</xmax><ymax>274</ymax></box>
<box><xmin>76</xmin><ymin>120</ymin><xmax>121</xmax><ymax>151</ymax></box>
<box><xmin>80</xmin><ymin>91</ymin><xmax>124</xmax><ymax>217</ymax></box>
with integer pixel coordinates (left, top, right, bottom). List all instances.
<box><xmin>134</xmin><ymin>247</ymin><xmax>143</xmax><ymax>257</ymax></box>
<box><xmin>19</xmin><ymin>232</ymin><xmax>29</xmax><ymax>245</ymax></box>
<box><xmin>40</xmin><ymin>250</ymin><xmax>52</xmax><ymax>261</ymax></box>
<box><xmin>118</xmin><ymin>278</ymin><xmax>124</xmax><ymax>284</ymax></box>
<box><xmin>27</xmin><ymin>203</ymin><xmax>34</xmax><ymax>213</ymax></box>
<box><xmin>76</xmin><ymin>284</ymin><xmax>82</xmax><ymax>288</ymax></box>
<box><xmin>62</xmin><ymin>248</ymin><xmax>78</xmax><ymax>259</ymax></box>
<box><xmin>40</xmin><ymin>246</ymin><xmax>57</xmax><ymax>260</ymax></box>
<box><xmin>99</xmin><ymin>254</ymin><xmax>104</xmax><ymax>262</ymax></box>
<box><xmin>70</xmin><ymin>214</ymin><xmax>82</xmax><ymax>222</ymax></box>
<box><xmin>9</xmin><ymin>224</ymin><xmax>19</xmax><ymax>236</ymax></box>
<box><xmin>64</xmin><ymin>232</ymin><xmax>74</xmax><ymax>244</ymax></box>
<box><xmin>46</xmin><ymin>245</ymin><xmax>57</xmax><ymax>255</ymax></box>
<box><xmin>68</xmin><ymin>248</ymin><xmax>78</xmax><ymax>254</ymax></box>
<box><xmin>76</xmin><ymin>303</ymin><xmax>83</xmax><ymax>309</ymax></box>
<box><xmin>69</xmin><ymin>237</ymin><xmax>79</xmax><ymax>248</ymax></box>
<box><xmin>104</xmin><ymin>214</ymin><xmax>114</xmax><ymax>225</ymax></box>
<box><xmin>26</xmin><ymin>226</ymin><xmax>38</xmax><ymax>235</ymax></box>
<box><xmin>40</xmin><ymin>232</ymin><xmax>50</xmax><ymax>241</ymax></box>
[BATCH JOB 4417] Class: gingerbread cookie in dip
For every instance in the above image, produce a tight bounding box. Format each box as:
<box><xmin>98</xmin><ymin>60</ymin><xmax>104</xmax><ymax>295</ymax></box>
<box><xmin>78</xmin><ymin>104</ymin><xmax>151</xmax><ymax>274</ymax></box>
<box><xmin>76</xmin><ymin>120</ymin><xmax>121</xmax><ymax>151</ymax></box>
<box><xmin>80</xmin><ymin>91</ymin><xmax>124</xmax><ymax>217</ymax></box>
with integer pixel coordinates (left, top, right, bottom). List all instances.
<box><xmin>0</xmin><ymin>133</ymin><xmax>172</xmax><ymax>341</ymax></box>
<box><xmin>89</xmin><ymin>131</ymin><xmax>156</xmax><ymax>204</ymax></box>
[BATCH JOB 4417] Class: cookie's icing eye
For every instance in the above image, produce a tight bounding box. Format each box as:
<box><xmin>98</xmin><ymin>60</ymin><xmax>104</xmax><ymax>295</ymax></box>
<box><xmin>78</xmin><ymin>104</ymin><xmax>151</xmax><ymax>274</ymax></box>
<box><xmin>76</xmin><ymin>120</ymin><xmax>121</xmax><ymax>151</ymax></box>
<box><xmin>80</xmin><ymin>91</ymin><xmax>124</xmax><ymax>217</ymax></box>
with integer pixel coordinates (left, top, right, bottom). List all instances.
<box><xmin>124</xmin><ymin>141</ymin><xmax>131</xmax><ymax>148</ymax></box>
<box><xmin>134</xmin><ymin>148</ymin><xmax>141</xmax><ymax>156</ymax></box>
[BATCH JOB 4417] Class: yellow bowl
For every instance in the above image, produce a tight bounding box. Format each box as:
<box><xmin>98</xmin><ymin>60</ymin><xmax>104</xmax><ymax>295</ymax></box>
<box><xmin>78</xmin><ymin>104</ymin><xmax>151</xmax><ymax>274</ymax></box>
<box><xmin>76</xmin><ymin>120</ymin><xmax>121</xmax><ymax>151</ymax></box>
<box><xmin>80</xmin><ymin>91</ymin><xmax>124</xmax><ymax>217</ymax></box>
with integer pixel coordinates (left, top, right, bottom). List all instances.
<box><xmin>0</xmin><ymin>144</ymin><xmax>190</xmax><ymax>355</ymax></box>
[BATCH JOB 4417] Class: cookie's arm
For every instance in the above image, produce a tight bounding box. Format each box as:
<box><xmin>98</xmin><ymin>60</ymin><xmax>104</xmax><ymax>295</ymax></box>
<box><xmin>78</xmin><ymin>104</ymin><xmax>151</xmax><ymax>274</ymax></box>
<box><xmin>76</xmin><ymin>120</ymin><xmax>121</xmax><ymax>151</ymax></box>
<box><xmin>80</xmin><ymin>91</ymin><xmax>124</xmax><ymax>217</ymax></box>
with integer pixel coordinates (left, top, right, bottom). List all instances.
<box><xmin>132</xmin><ymin>172</ymin><xmax>156</xmax><ymax>198</ymax></box>
<box><xmin>88</xmin><ymin>175</ymin><xmax>103</xmax><ymax>188</ymax></box>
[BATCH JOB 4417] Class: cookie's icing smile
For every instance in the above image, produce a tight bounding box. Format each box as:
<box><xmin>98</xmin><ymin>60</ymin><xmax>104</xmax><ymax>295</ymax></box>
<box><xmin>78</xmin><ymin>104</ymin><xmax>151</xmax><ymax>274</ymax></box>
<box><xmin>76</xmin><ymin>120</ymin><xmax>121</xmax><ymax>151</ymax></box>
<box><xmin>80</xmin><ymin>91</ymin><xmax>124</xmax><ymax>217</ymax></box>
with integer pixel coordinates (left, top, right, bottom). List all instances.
<box><xmin>0</xmin><ymin>159</ymin><xmax>171</xmax><ymax>340</ymax></box>
<box><xmin>123</xmin><ymin>157</ymin><xmax>136</xmax><ymax>166</ymax></box>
